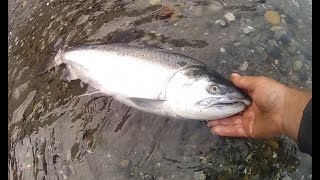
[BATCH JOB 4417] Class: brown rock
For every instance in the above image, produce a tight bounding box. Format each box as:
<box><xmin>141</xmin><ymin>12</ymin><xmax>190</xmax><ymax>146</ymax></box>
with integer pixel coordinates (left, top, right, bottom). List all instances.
<box><xmin>264</xmin><ymin>11</ymin><xmax>281</xmax><ymax>26</ymax></box>
<box><xmin>158</xmin><ymin>5</ymin><xmax>175</xmax><ymax>18</ymax></box>
<box><xmin>120</xmin><ymin>159</ymin><xmax>130</xmax><ymax>168</ymax></box>
<box><xmin>267</xmin><ymin>140</ymin><xmax>279</xmax><ymax>151</ymax></box>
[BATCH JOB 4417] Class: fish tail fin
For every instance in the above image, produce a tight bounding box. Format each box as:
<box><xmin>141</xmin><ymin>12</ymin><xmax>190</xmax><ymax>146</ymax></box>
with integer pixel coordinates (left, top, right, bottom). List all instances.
<box><xmin>38</xmin><ymin>49</ymin><xmax>64</xmax><ymax>75</ymax></box>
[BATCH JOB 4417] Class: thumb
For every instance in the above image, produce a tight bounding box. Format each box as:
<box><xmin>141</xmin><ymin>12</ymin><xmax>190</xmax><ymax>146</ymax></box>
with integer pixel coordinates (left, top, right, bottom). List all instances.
<box><xmin>231</xmin><ymin>73</ymin><xmax>258</xmax><ymax>92</ymax></box>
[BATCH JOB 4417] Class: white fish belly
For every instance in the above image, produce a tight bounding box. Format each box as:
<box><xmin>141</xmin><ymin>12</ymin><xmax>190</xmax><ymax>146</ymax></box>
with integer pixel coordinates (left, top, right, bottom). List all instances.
<box><xmin>63</xmin><ymin>50</ymin><xmax>175</xmax><ymax>100</ymax></box>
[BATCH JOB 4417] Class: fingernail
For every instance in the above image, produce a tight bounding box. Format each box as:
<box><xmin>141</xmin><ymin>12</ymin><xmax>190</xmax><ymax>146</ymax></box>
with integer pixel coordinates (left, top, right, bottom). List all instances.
<box><xmin>231</xmin><ymin>73</ymin><xmax>240</xmax><ymax>79</ymax></box>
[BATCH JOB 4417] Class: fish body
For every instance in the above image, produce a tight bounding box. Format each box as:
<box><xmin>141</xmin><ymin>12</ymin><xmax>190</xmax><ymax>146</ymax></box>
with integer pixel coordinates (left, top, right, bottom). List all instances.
<box><xmin>41</xmin><ymin>43</ymin><xmax>251</xmax><ymax>120</ymax></box>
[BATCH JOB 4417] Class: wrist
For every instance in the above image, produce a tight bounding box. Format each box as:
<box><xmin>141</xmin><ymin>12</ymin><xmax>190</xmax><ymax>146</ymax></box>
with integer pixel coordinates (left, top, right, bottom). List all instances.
<box><xmin>283</xmin><ymin>88</ymin><xmax>311</xmax><ymax>142</ymax></box>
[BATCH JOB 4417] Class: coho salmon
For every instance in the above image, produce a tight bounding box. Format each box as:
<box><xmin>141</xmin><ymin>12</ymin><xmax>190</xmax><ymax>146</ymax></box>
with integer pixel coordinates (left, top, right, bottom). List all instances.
<box><xmin>40</xmin><ymin>43</ymin><xmax>251</xmax><ymax>120</ymax></box>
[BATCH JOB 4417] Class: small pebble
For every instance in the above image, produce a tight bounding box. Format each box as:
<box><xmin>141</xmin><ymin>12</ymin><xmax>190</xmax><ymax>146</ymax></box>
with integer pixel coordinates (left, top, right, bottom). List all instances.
<box><xmin>120</xmin><ymin>159</ymin><xmax>130</xmax><ymax>168</ymax></box>
<box><xmin>194</xmin><ymin>171</ymin><xmax>206</xmax><ymax>180</ymax></box>
<box><xmin>23</xmin><ymin>1</ymin><xmax>27</xmax><ymax>7</ymax></box>
<box><xmin>224</xmin><ymin>12</ymin><xmax>235</xmax><ymax>22</ymax></box>
<box><xmin>274</xmin><ymin>30</ymin><xmax>286</xmax><ymax>40</ymax></box>
<box><xmin>239</xmin><ymin>61</ymin><xmax>249</xmax><ymax>71</ymax></box>
<box><xmin>303</xmin><ymin>64</ymin><xmax>310</xmax><ymax>70</ymax></box>
<box><xmin>243</xmin><ymin>26</ymin><xmax>254</xmax><ymax>34</ymax></box>
<box><xmin>234</xmin><ymin>41</ymin><xmax>240</xmax><ymax>46</ymax></box>
<box><xmin>170</xmin><ymin>14</ymin><xmax>179</xmax><ymax>22</ymax></box>
<box><xmin>267</xmin><ymin>140</ymin><xmax>279</xmax><ymax>151</ymax></box>
<box><xmin>272</xmin><ymin>151</ymin><xmax>278</xmax><ymax>158</ymax></box>
<box><xmin>269</xmin><ymin>46</ymin><xmax>281</xmax><ymax>58</ymax></box>
<box><xmin>209</xmin><ymin>2</ymin><xmax>223</xmax><ymax>12</ymax></box>
<box><xmin>246</xmin><ymin>153</ymin><xmax>252</xmax><ymax>160</ymax></box>
<box><xmin>149</xmin><ymin>0</ymin><xmax>161</xmax><ymax>5</ymax></box>
<box><xmin>293</xmin><ymin>60</ymin><xmax>303</xmax><ymax>71</ymax></box>
<box><xmin>274</xmin><ymin>59</ymin><xmax>279</xmax><ymax>65</ymax></box>
<box><xmin>220</xmin><ymin>47</ymin><xmax>226</xmax><ymax>53</ymax></box>
<box><xmin>219</xmin><ymin>20</ymin><xmax>226</xmax><ymax>27</ymax></box>
<box><xmin>282</xmin><ymin>175</ymin><xmax>292</xmax><ymax>180</ymax></box>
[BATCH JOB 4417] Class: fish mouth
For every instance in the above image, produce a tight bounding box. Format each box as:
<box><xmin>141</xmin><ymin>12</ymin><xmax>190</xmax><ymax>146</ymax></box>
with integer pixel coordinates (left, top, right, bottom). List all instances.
<box><xmin>198</xmin><ymin>98</ymin><xmax>251</xmax><ymax>109</ymax></box>
<box><xmin>213</xmin><ymin>101</ymin><xmax>246</xmax><ymax>108</ymax></box>
<box><xmin>219</xmin><ymin>99</ymin><xmax>251</xmax><ymax>106</ymax></box>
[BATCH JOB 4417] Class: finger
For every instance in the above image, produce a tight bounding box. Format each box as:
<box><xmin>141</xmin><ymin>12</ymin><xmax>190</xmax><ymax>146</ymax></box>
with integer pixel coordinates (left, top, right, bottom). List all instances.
<box><xmin>207</xmin><ymin>115</ymin><xmax>243</xmax><ymax>128</ymax></box>
<box><xmin>230</xmin><ymin>73</ymin><xmax>259</xmax><ymax>92</ymax></box>
<box><xmin>211</xmin><ymin>124</ymin><xmax>248</xmax><ymax>137</ymax></box>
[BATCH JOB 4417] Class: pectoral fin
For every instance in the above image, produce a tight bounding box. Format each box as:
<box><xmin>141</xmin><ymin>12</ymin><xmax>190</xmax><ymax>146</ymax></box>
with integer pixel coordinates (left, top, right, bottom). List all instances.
<box><xmin>127</xmin><ymin>97</ymin><xmax>167</xmax><ymax>109</ymax></box>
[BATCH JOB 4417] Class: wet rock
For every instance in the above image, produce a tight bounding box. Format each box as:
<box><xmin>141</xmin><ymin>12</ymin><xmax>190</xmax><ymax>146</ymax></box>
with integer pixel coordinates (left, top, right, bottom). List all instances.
<box><xmin>253</xmin><ymin>34</ymin><xmax>261</xmax><ymax>43</ymax></box>
<box><xmin>243</xmin><ymin>175</ymin><xmax>249</xmax><ymax>180</ymax></box>
<box><xmin>225</xmin><ymin>12</ymin><xmax>235</xmax><ymax>22</ymax></box>
<box><xmin>120</xmin><ymin>159</ymin><xmax>130</xmax><ymax>168</ymax></box>
<box><xmin>193</xmin><ymin>7</ymin><xmax>203</xmax><ymax>17</ymax></box>
<box><xmin>159</xmin><ymin>6</ymin><xmax>175</xmax><ymax>18</ymax></box>
<box><xmin>282</xmin><ymin>175</ymin><xmax>292</xmax><ymax>180</ymax></box>
<box><xmin>305</xmin><ymin>80</ymin><xmax>312</xmax><ymax>87</ymax></box>
<box><xmin>243</xmin><ymin>26</ymin><xmax>254</xmax><ymax>34</ymax></box>
<box><xmin>141</xmin><ymin>35</ymin><xmax>151</xmax><ymax>41</ymax></box>
<box><xmin>267</xmin><ymin>140</ymin><xmax>279</xmax><ymax>151</ymax></box>
<box><xmin>209</xmin><ymin>2</ymin><xmax>223</xmax><ymax>12</ymax></box>
<box><xmin>272</xmin><ymin>151</ymin><xmax>278</xmax><ymax>159</ymax></box>
<box><xmin>239</xmin><ymin>37</ymin><xmax>251</xmax><ymax>47</ymax></box>
<box><xmin>280</xmin><ymin>34</ymin><xmax>291</xmax><ymax>45</ymax></box>
<box><xmin>239</xmin><ymin>61</ymin><xmax>249</xmax><ymax>71</ymax></box>
<box><xmin>269</xmin><ymin>46</ymin><xmax>281</xmax><ymax>59</ymax></box>
<box><xmin>303</xmin><ymin>64</ymin><xmax>310</xmax><ymax>70</ymax></box>
<box><xmin>268</xmin><ymin>39</ymin><xmax>277</xmax><ymax>47</ymax></box>
<box><xmin>76</xmin><ymin>15</ymin><xmax>89</xmax><ymax>26</ymax></box>
<box><xmin>280</xmin><ymin>76</ymin><xmax>288</xmax><ymax>84</ymax></box>
<box><xmin>293</xmin><ymin>60</ymin><xmax>303</xmax><ymax>71</ymax></box>
<box><xmin>23</xmin><ymin>1</ymin><xmax>27</xmax><ymax>7</ymax></box>
<box><xmin>274</xmin><ymin>30</ymin><xmax>286</xmax><ymax>41</ymax></box>
<box><xmin>215</xmin><ymin>20</ymin><xmax>226</xmax><ymax>27</ymax></box>
<box><xmin>246</xmin><ymin>153</ymin><xmax>253</xmax><ymax>161</ymax></box>
<box><xmin>288</xmin><ymin>45</ymin><xmax>297</xmax><ymax>55</ymax></box>
<box><xmin>220</xmin><ymin>47</ymin><xmax>226</xmax><ymax>53</ymax></box>
<box><xmin>234</xmin><ymin>41</ymin><xmax>240</xmax><ymax>46</ymax></box>
<box><xmin>194</xmin><ymin>171</ymin><xmax>206</xmax><ymax>180</ymax></box>
<box><xmin>264</xmin><ymin>11</ymin><xmax>281</xmax><ymax>26</ymax></box>
<box><xmin>170</xmin><ymin>14</ymin><xmax>179</xmax><ymax>22</ymax></box>
<box><xmin>149</xmin><ymin>0</ymin><xmax>161</xmax><ymax>5</ymax></box>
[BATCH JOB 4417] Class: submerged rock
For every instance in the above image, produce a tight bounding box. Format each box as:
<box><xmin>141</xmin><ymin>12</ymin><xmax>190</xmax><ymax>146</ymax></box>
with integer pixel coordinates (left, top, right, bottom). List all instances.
<box><xmin>264</xmin><ymin>11</ymin><xmax>281</xmax><ymax>26</ymax></box>
<box><xmin>225</xmin><ymin>12</ymin><xmax>235</xmax><ymax>22</ymax></box>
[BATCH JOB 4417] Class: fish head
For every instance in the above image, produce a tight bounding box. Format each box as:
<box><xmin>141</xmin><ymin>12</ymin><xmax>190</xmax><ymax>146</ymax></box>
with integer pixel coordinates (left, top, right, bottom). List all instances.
<box><xmin>166</xmin><ymin>66</ymin><xmax>251</xmax><ymax>120</ymax></box>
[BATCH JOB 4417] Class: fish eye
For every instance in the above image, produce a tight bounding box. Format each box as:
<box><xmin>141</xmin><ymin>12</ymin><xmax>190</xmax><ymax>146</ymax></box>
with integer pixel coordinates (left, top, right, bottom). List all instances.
<box><xmin>211</xmin><ymin>85</ymin><xmax>219</xmax><ymax>92</ymax></box>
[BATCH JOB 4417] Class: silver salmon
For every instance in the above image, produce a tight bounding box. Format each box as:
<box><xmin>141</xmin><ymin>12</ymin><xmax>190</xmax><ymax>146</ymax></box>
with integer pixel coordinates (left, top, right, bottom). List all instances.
<box><xmin>40</xmin><ymin>43</ymin><xmax>251</xmax><ymax>120</ymax></box>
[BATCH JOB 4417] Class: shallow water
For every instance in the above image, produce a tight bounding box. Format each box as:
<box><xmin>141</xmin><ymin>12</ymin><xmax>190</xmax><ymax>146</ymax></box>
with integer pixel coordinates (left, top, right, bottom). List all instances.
<box><xmin>8</xmin><ymin>0</ymin><xmax>312</xmax><ymax>179</ymax></box>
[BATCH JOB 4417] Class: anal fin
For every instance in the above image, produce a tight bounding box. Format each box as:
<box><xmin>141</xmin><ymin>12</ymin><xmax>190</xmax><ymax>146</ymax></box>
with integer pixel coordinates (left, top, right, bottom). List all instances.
<box><xmin>78</xmin><ymin>86</ymin><xmax>102</xmax><ymax>97</ymax></box>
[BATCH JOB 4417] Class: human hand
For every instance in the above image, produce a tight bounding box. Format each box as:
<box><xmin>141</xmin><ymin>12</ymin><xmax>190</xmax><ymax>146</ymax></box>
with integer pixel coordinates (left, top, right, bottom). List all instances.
<box><xmin>207</xmin><ymin>73</ymin><xmax>311</xmax><ymax>142</ymax></box>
